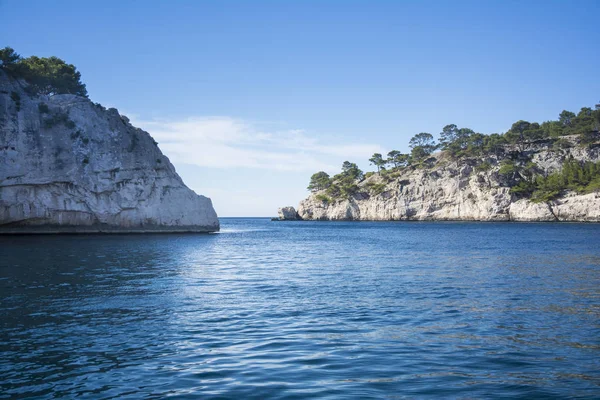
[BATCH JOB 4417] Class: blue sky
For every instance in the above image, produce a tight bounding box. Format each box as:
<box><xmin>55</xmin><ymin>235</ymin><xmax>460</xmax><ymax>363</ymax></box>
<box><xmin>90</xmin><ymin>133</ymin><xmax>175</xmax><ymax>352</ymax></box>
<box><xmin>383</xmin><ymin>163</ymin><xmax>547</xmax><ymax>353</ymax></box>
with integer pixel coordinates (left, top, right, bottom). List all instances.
<box><xmin>2</xmin><ymin>0</ymin><xmax>599</xmax><ymax>216</ymax></box>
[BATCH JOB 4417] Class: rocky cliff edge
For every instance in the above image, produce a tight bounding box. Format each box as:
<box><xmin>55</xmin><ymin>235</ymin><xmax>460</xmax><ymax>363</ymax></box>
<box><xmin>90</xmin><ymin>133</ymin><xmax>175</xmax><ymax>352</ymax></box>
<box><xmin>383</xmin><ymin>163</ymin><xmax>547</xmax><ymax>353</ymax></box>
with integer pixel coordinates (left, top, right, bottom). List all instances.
<box><xmin>294</xmin><ymin>140</ymin><xmax>600</xmax><ymax>222</ymax></box>
<box><xmin>0</xmin><ymin>71</ymin><xmax>219</xmax><ymax>233</ymax></box>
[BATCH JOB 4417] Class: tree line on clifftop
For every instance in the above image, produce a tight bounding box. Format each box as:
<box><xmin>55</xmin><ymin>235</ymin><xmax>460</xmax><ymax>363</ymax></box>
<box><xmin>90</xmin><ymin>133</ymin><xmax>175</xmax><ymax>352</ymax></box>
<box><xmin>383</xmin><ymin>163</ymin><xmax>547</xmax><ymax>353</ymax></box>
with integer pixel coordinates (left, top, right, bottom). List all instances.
<box><xmin>0</xmin><ymin>47</ymin><xmax>87</xmax><ymax>97</ymax></box>
<box><xmin>308</xmin><ymin>104</ymin><xmax>600</xmax><ymax>203</ymax></box>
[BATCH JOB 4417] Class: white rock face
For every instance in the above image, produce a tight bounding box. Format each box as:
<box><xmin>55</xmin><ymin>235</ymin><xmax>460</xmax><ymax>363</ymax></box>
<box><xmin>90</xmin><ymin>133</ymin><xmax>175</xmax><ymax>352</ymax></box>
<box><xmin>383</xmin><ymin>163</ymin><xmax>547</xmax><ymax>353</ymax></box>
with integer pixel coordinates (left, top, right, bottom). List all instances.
<box><xmin>278</xmin><ymin>206</ymin><xmax>300</xmax><ymax>220</ymax></box>
<box><xmin>509</xmin><ymin>200</ymin><xmax>556</xmax><ymax>222</ymax></box>
<box><xmin>296</xmin><ymin>142</ymin><xmax>600</xmax><ymax>222</ymax></box>
<box><xmin>0</xmin><ymin>71</ymin><xmax>219</xmax><ymax>233</ymax></box>
<box><xmin>552</xmin><ymin>192</ymin><xmax>600</xmax><ymax>222</ymax></box>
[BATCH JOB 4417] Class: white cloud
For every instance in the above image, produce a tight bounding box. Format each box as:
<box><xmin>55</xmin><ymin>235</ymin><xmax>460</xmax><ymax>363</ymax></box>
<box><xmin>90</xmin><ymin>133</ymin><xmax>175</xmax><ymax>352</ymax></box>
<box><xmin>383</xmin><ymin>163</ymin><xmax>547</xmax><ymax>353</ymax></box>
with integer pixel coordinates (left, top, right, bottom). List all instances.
<box><xmin>129</xmin><ymin>116</ymin><xmax>384</xmax><ymax>173</ymax></box>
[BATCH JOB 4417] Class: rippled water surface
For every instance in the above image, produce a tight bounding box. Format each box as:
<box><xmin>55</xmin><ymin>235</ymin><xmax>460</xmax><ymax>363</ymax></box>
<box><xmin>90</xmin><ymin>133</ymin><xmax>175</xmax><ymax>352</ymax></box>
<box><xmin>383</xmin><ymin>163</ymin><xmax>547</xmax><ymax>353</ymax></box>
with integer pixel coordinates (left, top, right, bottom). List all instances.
<box><xmin>1</xmin><ymin>219</ymin><xmax>599</xmax><ymax>399</ymax></box>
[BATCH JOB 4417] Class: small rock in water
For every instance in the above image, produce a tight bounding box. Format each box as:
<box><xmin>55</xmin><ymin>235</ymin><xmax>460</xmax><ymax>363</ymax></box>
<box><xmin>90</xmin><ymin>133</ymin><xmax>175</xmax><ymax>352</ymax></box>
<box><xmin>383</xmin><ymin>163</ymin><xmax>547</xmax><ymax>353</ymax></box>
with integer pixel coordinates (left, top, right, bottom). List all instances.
<box><xmin>277</xmin><ymin>206</ymin><xmax>301</xmax><ymax>221</ymax></box>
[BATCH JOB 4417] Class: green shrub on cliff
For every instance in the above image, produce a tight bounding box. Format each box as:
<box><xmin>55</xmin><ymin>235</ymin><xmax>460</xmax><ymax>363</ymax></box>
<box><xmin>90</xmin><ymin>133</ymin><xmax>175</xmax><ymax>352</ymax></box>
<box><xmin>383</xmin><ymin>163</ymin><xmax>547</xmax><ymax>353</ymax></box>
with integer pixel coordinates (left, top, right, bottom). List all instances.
<box><xmin>319</xmin><ymin>161</ymin><xmax>365</xmax><ymax>200</ymax></box>
<box><xmin>326</xmin><ymin>180</ymin><xmax>359</xmax><ymax>200</ymax></box>
<box><xmin>307</xmin><ymin>171</ymin><xmax>331</xmax><ymax>192</ymax></box>
<box><xmin>339</xmin><ymin>161</ymin><xmax>363</xmax><ymax>181</ymax></box>
<box><xmin>387</xmin><ymin>150</ymin><xmax>409</xmax><ymax>168</ymax></box>
<box><xmin>43</xmin><ymin>110</ymin><xmax>76</xmax><ymax>129</ymax></box>
<box><xmin>495</xmin><ymin>157</ymin><xmax>600</xmax><ymax>201</ymax></box>
<box><xmin>475</xmin><ymin>161</ymin><xmax>492</xmax><ymax>172</ymax></box>
<box><xmin>0</xmin><ymin>47</ymin><xmax>88</xmax><ymax>97</ymax></box>
<box><xmin>498</xmin><ymin>161</ymin><xmax>519</xmax><ymax>179</ymax></box>
<box><xmin>365</xmin><ymin>182</ymin><xmax>387</xmax><ymax>195</ymax></box>
<box><xmin>531</xmin><ymin>159</ymin><xmax>600</xmax><ymax>202</ymax></box>
<box><xmin>0</xmin><ymin>47</ymin><xmax>20</xmax><ymax>71</ymax></box>
<box><xmin>315</xmin><ymin>194</ymin><xmax>332</xmax><ymax>203</ymax></box>
<box><xmin>10</xmin><ymin>91</ymin><xmax>20</xmax><ymax>111</ymax></box>
<box><xmin>409</xmin><ymin>132</ymin><xmax>436</xmax><ymax>162</ymax></box>
<box><xmin>369</xmin><ymin>153</ymin><xmax>386</xmax><ymax>172</ymax></box>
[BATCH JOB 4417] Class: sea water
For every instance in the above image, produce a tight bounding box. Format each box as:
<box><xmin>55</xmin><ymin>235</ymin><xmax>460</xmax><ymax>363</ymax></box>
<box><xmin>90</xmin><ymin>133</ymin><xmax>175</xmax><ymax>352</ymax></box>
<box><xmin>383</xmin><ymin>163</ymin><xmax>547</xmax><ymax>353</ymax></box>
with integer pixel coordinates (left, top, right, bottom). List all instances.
<box><xmin>1</xmin><ymin>219</ymin><xmax>599</xmax><ymax>398</ymax></box>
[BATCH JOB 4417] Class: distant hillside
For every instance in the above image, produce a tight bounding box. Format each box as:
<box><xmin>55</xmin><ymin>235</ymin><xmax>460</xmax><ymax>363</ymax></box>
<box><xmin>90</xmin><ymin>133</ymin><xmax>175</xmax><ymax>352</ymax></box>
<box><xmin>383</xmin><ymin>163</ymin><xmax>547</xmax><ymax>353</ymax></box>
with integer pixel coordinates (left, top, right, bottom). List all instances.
<box><xmin>283</xmin><ymin>103</ymin><xmax>600</xmax><ymax>222</ymax></box>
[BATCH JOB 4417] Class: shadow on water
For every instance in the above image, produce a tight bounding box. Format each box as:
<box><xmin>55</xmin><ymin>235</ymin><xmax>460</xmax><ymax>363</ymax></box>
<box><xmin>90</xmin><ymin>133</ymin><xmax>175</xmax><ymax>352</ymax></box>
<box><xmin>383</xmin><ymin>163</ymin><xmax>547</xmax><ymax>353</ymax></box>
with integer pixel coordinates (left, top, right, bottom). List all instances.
<box><xmin>0</xmin><ymin>234</ymin><xmax>219</xmax><ymax>398</ymax></box>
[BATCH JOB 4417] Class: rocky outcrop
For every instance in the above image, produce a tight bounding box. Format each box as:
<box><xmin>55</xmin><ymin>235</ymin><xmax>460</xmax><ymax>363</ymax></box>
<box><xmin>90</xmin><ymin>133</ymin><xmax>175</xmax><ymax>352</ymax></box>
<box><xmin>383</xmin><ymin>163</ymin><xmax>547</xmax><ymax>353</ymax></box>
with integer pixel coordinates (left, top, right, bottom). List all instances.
<box><xmin>508</xmin><ymin>200</ymin><xmax>556</xmax><ymax>221</ymax></box>
<box><xmin>0</xmin><ymin>71</ymin><xmax>219</xmax><ymax>233</ymax></box>
<box><xmin>277</xmin><ymin>206</ymin><xmax>301</xmax><ymax>221</ymax></box>
<box><xmin>552</xmin><ymin>192</ymin><xmax>600</xmax><ymax>222</ymax></box>
<box><xmin>294</xmin><ymin>141</ymin><xmax>600</xmax><ymax>222</ymax></box>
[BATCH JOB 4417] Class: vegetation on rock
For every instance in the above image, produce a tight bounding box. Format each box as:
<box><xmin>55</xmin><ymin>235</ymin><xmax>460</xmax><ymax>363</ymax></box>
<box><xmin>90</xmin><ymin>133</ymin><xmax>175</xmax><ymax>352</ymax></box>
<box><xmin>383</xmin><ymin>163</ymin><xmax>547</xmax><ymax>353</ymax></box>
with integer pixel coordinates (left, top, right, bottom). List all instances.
<box><xmin>307</xmin><ymin>171</ymin><xmax>331</xmax><ymax>192</ymax></box>
<box><xmin>315</xmin><ymin>194</ymin><xmax>332</xmax><ymax>203</ymax></box>
<box><xmin>308</xmin><ymin>103</ymin><xmax>600</xmax><ymax>203</ymax></box>
<box><xmin>0</xmin><ymin>46</ymin><xmax>88</xmax><ymax>97</ymax></box>
<box><xmin>531</xmin><ymin>159</ymin><xmax>600</xmax><ymax>202</ymax></box>
<box><xmin>43</xmin><ymin>110</ymin><xmax>76</xmax><ymax>129</ymax></box>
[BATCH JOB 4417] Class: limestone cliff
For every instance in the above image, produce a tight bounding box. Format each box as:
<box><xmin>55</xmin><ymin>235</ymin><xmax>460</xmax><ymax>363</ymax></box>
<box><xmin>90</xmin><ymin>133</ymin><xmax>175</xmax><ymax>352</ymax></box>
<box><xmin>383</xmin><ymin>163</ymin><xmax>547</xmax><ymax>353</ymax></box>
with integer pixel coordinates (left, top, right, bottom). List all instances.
<box><xmin>0</xmin><ymin>71</ymin><xmax>219</xmax><ymax>233</ymax></box>
<box><xmin>294</xmin><ymin>140</ymin><xmax>600</xmax><ymax>222</ymax></box>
